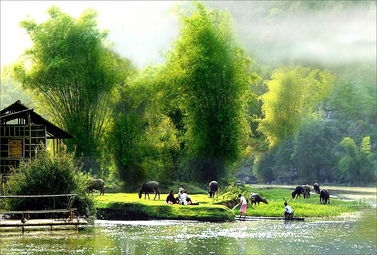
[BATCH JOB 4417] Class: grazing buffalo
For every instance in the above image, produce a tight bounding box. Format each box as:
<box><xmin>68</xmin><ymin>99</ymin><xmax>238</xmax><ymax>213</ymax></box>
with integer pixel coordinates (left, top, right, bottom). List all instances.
<box><xmin>291</xmin><ymin>185</ymin><xmax>305</xmax><ymax>199</ymax></box>
<box><xmin>139</xmin><ymin>181</ymin><xmax>160</xmax><ymax>200</ymax></box>
<box><xmin>208</xmin><ymin>181</ymin><xmax>219</xmax><ymax>198</ymax></box>
<box><xmin>250</xmin><ymin>193</ymin><xmax>268</xmax><ymax>205</ymax></box>
<box><xmin>314</xmin><ymin>183</ymin><xmax>320</xmax><ymax>194</ymax></box>
<box><xmin>86</xmin><ymin>179</ymin><xmax>105</xmax><ymax>195</ymax></box>
<box><xmin>303</xmin><ymin>184</ymin><xmax>311</xmax><ymax>198</ymax></box>
<box><xmin>320</xmin><ymin>189</ymin><xmax>330</xmax><ymax>204</ymax></box>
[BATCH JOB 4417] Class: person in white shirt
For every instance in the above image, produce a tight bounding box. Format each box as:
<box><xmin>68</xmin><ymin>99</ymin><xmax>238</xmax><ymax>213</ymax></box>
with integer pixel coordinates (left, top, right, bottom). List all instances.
<box><xmin>179</xmin><ymin>190</ymin><xmax>191</xmax><ymax>205</ymax></box>
<box><xmin>284</xmin><ymin>202</ymin><xmax>293</xmax><ymax>218</ymax></box>
<box><xmin>177</xmin><ymin>187</ymin><xmax>184</xmax><ymax>203</ymax></box>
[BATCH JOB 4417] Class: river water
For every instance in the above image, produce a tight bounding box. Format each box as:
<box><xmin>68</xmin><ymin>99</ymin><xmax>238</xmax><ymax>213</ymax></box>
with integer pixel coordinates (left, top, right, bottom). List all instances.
<box><xmin>1</xmin><ymin>189</ymin><xmax>376</xmax><ymax>255</ymax></box>
<box><xmin>1</xmin><ymin>209</ymin><xmax>375</xmax><ymax>255</ymax></box>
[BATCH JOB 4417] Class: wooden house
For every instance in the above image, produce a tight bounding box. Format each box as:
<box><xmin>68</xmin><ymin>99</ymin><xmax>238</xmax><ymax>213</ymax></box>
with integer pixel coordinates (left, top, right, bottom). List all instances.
<box><xmin>0</xmin><ymin>100</ymin><xmax>73</xmax><ymax>181</ymax></box>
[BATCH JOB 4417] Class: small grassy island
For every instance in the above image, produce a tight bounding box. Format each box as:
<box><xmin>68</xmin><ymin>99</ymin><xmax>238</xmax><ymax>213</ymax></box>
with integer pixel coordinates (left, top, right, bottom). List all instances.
<box><xmin>93</xmin><ymin>186</ymin><xmax>371</xmax><ymax>222</ymax></box>
<box><xmin>94</xmin><ymin>193</ymin><xmax>235</xmax><ymax>222</ymax></box>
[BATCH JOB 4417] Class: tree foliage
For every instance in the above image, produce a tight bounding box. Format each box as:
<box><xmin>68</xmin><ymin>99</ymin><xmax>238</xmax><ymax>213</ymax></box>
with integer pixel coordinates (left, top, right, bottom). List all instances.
<box><xmin>3</xmin><ymin>1</ymin><xmax>376</xmax><ymax>187</ymax></box>
<box><xmin>338</xmin><ymin>137</ymin><xmax>376</xmax><ymax>184</ymax></box>
<box><xmin>292</xmin><ymin>119</ymin><xmax>338</xmax><ymax>183</ymax></box>
<box><xmin>161</xmin><ymin>2</ymin><xmax>255</xmax><ymax>182</ymax></box>
<box><xmin>110</xmin><ymin>69</ymin><xmax>181</xmax><ymax>188</ymax></box>
<box><xmin>12</xmin><ymin>6</ymin><xmax>134</xmax><ymax>174</ymax></box>
<box><xmin>258</xmin><ymin>66</ymin><xmax>334</xmax><ymax>147</ymax></box>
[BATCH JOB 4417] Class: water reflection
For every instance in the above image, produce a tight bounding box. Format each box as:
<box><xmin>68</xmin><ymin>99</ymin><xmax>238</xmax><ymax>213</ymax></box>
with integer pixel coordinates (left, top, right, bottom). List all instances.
<box><xmin>1</xmin><ymin>210</ymin><xmax>376</xmax><ymax>255</ymax></box>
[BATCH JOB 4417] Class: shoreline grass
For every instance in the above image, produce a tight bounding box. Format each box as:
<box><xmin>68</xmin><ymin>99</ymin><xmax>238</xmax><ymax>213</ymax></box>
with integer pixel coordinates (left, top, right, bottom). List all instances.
<box><xmin>240</xmin><ymin>187</ymin><xmax>371</xmax><ymax>218</ymax></box>
<box><xmin>94</xmin><ymin>193</ymin><xmax>235</xmax><ymax>221</ymax></box>
<box><xmin>93</xmin><ymin>186</ymin><xmax>372</xmax><ymax>221</ymax></box>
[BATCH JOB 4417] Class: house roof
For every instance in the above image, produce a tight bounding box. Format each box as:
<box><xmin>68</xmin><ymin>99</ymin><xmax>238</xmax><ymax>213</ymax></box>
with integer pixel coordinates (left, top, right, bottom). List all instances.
<box><xmin>0</xmin><ymin>100</ymin><xmax>73</xmax><ymax>139</ymax></box>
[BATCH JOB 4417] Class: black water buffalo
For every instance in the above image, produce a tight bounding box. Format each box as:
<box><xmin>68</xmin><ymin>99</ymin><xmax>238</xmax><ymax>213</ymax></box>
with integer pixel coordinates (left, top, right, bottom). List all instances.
<box><xmin>292</xmin><ymin>185</ymin><xmax>305</xmax><ymax>199</ymax></box>
<box><xmin>303</xmin><ymin>184</ymin><xmax>311</xmax><ymax>198</ymax></box>
<box><xmin>320</xmin><ymin>189</ymin><xmax>330</xmax><ymax>204</ymax></box>
<box><xmin>250</xmin><ymin>193</ymin><xmax>268</xmax><ymax>205</ymax></box>
<box><xmin>139</xmin><ymin>181</ymin><xmax>160</xmax><ymax>200</ymax></box>
<box><xmin>86</xmin><ymin>179</ymin><xmax>105</xmax><ymax>195</ymax></box>
<box><xmin>208</xmin><ymin>181</ymin><xmax>219</xmax><ymax>198</ymax></box>
<box><xmin>314</xmin><ymin>183</ymin><xmax>320</xmax><ymax>194</ymax></box>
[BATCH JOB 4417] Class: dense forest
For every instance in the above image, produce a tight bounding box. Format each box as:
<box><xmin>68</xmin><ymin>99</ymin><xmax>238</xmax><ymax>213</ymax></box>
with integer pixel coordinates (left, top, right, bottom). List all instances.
<box><xmin>1</xmin><ymin>1</ymin><xmax>376</xmax><ymax>188</ymax></box>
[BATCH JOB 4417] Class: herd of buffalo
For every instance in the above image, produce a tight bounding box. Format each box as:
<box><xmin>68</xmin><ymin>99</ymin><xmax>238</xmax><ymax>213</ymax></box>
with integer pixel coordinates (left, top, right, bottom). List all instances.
<box><xmin>291</xmin><ymin>183</ymin><xmax>330</xmax><ymax>204</ymax></box>
<box><xmin>246</xmin><ymin>183</ymin><xmax>330</xmax><ymax>206</ymax></box>
<box><xmin>85</xmin><ymin>179</ymin><xmax>330</xmax><ymax>205</ymax></box>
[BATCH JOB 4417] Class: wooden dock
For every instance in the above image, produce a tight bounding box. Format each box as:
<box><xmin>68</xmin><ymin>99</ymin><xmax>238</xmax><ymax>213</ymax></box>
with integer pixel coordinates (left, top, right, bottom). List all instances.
<box><xmin>0</xmin><ymin>194</ymin><xmax>89</xmax><ymax>232</ymax></box>
<box><xmin>235</xmin><ymin>216</ymin><xmax>305</xmax><ymax>221</ymax></box>
<box><xmin>0</xmin><ymin>218</ymin><xmax>88</xmax><ymax>232</ymax></box>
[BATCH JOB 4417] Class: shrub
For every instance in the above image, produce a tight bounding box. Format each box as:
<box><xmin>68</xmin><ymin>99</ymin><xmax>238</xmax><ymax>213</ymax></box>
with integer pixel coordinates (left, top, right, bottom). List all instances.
<box><xmin>3</xmin><ymin>145</ymin><xmax>95</xmax><ymax>217</ymax></box>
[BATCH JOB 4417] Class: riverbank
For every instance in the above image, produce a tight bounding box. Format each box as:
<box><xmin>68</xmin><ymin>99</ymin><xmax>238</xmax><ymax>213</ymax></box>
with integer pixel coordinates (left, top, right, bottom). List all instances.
<box><xmin>94</xmin><ymin>193</ymin><xmax>234</xmax><ymax>222</ymax></box>
<box><xmin>93</xmin><ymin>186</ymin><xmax>373</xmax><ymax>221</ymax></box>
<box><xmin>96</xmin><ymin>203</ymin><xmax>234</xmax><ymax>222</ymax></box>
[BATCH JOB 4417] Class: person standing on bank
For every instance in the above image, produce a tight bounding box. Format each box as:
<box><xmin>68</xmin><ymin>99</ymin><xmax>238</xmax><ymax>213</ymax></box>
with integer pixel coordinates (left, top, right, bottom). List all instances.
<box><xmin>237</xmin><ymin>194</ymin><xmax>248</xmax><ymax>218</ymax></box>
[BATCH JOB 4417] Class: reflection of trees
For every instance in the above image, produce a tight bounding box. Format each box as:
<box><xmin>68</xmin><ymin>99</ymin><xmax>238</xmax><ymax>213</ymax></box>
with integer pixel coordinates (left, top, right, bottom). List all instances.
<box><xmin>54</xmin><ymin>217</ymin><xmax>376</xmax><ymax>254</ymax></box>
<box><xmin>114</xmin><ymin>223</ymin><xmax>236</xmax><ymax>255</ymax></box>
<box><xmin>65</xmin><ymin>229</ymin><xmax>118</xmax><ymax>253</ymax></box>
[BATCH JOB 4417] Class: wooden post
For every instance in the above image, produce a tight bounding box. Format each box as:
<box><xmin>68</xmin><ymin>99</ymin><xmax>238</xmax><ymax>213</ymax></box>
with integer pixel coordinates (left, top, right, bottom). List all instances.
<box><xmin>70</xmin><ymin>208</ymin><xmax>74</xmax><ymax>221</ymax></box>
<box><xmin>28</xmin><ymin>113</ymin><xmax>31</xmax><ymax>158</ymax></box>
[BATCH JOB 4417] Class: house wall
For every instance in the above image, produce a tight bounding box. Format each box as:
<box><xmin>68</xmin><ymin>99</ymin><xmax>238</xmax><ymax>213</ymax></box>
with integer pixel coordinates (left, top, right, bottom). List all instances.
<box><xmin>0</xmin><ymin>124</ymin><xmax>46</xmax><ymax>177</ymax></box>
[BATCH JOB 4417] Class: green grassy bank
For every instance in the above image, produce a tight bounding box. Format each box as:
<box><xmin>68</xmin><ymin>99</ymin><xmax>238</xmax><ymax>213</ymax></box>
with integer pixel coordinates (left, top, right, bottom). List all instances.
<box><xmin>234</xmin><ymin>187</ymin><xmax>370</xmax><ymax>218</ymax></box>
<box><xmin>93</xmin><ymin>186</ymin><xmax>371</xmax><ymax>222</ymax></box>
<box><xmin>94</xmin><ymin>193</ymin><xmax>234</xmax><ymax>222</ymax></box>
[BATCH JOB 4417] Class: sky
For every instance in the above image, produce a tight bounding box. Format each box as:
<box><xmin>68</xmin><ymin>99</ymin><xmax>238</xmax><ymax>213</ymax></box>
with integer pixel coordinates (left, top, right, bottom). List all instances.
<box><xmin>0</xmin><ymin>1</ymin><xmax>180</xmax><ymax>68</ymax></box>
<box><xmin>1</xmin><ymin>1</ymin><xmax>376</xmax><ymax>69</ymax></box>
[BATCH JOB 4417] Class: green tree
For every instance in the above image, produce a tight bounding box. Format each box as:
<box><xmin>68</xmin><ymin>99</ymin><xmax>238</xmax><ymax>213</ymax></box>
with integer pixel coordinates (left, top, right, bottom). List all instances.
<box><xmin>258</xmin><ymin>66</ymin><xmax>333</xmax><ymax>147</ymax></box>
<box><xmin>338</xmin><ymin>137</ymin><xmax>359</xmax><ymax>183</ymax></box>
<box><xmin>110</xmin><ymin>64</ymin><xmax>183</xmax><ymax>188</ymax></box>
<box><xmin>357</xmin><ymin>136</ymin><xmax>376</xmax><ymax>184</ymax></box>
<box><xmin>321</xmin><ymin>64</ymin><xmax>377</xmax><ymax>152</ymax></box>
<box><xmin>162</xmin><ymin>2</ymin><xmax>255</xmax><ymax>182</ymax></box>
<box><xmin>13</xmin><ymin>6</ymin><xmax>133</xmax><ymax>175</ymax></box>
<box><xmin>253</xmin><ymin>149</ymin><xmax>276</xmax><ymax>183</ymax></box>
<box><xmin>338</xmin><ymin>136</ymin><xmax>376</xmax><ymax>184</ymax></box>
<box><xmin>110</xmin><ymin>83</ymin><xmax>148</xmax><ymax>188</ymax></box>
<box><xmin>292</xmin><ymin>119</ymin><xmax>338</xmax><ymax>183</ymax></box>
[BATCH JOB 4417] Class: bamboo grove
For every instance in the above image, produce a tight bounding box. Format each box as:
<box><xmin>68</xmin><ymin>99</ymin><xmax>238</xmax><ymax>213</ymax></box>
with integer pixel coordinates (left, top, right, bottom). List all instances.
<box><xmin>2</xmin><ymin>2</ymin><xmax>376</xmax><ymax>188</ymax></box>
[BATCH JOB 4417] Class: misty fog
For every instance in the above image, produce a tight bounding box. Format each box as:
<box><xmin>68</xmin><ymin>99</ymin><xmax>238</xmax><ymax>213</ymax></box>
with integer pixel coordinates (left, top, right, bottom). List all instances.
<box><xmin>207</xmin><ymin>1</ymin><xmax>376</xmax><ymax>67</ymax></box>
<box><xmin>1</xmin><ymin>1</ymin><xmax>375</xmax><ymax>69</ymax></box>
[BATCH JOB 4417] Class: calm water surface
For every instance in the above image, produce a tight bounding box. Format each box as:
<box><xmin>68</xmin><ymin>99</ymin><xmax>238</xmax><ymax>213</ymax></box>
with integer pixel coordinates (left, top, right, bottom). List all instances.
<box><xmin>1</xmin><ymin>209</ymin><xmax>376</xmax><ymax>255</ymax></box>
